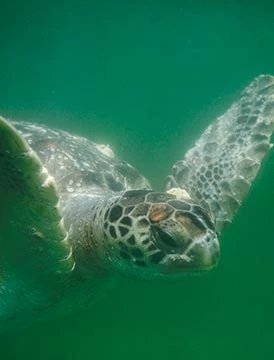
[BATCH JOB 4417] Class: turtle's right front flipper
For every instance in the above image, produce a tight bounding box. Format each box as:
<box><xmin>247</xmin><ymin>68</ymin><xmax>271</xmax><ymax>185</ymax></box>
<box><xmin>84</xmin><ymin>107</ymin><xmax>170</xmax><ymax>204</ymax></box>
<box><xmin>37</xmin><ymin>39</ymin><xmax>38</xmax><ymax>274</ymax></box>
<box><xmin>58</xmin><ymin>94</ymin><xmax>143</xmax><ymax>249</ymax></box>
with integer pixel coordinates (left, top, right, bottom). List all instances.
<box><xmin>0</xmin><ymin>116</ymin><xmax>74</xmax><ymax>319</ymax></box>
<box><xmin>166</xmin><ymin>75</ymin><xmax>274</xmax><ymax>234</ymax></box>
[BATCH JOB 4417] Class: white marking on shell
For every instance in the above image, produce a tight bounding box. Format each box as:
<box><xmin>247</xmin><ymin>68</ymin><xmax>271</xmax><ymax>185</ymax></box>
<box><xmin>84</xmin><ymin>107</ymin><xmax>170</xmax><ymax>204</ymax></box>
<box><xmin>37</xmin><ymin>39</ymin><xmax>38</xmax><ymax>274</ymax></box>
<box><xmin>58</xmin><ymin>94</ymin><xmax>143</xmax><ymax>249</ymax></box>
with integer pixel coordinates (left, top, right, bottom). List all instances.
<box><xmin>96</xmin><ymin>144</ymin><xmax>115</xmax><ymax>158</ymax></box>
<box><xmin>29</xmin><ymin>124</ymin><xmax>47</xmax><ymax>133</ymax></box>
<box><xmin>82</xmin><ymin>161</ymin><xmax>91</xmax><ymax>168</ymax></box>
<box><xmin>166</xmin><ymin>187</ymin><xmax>192</xmax><ymax>200</ymax></box>
<box><xmin>50</xmin><ymin>130</ymin><xmax>59</xmax><ymax>136</ymax></box>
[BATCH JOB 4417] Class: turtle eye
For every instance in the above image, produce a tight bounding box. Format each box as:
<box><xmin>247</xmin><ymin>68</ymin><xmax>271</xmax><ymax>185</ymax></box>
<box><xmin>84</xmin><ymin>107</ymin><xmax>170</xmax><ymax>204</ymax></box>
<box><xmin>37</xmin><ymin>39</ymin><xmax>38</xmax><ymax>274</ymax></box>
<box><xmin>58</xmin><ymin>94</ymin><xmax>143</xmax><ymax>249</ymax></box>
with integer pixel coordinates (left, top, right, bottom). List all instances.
<box><xmin>151</xmin><ymin>225</ymin><xmax>181</xmax><ymax>252</ymax></box>
<box><xmin>157</xmin><ymin>229</ymin><xmax>179</xmax><ymax>248</ymax></box>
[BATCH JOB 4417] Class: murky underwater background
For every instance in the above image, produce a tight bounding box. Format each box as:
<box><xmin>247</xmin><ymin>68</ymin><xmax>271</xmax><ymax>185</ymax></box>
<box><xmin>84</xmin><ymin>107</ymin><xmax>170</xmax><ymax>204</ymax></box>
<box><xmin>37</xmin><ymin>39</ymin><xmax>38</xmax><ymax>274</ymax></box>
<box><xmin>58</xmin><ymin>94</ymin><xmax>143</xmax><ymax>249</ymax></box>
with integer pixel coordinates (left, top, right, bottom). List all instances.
<box><xmin>1</xmin><ymin>1</ymin><xmax>274</xmax><ymax>359</ymax></box>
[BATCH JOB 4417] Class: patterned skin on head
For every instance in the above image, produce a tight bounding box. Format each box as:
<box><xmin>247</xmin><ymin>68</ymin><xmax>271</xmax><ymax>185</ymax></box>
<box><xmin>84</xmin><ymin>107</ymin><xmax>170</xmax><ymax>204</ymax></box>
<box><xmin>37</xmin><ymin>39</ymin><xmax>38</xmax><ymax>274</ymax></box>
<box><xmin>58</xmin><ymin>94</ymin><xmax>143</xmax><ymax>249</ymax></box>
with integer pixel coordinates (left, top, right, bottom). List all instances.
<box><xmin>102</xmin><ymin>190</ymin><xmax>219</xmax><ymax>278</ymax></box>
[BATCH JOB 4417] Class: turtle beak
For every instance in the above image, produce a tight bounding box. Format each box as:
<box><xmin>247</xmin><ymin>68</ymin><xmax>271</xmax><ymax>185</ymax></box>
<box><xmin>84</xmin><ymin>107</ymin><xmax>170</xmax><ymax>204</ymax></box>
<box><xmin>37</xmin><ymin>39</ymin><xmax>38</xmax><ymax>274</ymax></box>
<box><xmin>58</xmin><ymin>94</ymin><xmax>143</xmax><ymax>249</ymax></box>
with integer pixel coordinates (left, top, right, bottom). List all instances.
<box><xmin>162</xmin><ymin>229</ymin><xmax>220</xmax><ymax>273</ymax></box>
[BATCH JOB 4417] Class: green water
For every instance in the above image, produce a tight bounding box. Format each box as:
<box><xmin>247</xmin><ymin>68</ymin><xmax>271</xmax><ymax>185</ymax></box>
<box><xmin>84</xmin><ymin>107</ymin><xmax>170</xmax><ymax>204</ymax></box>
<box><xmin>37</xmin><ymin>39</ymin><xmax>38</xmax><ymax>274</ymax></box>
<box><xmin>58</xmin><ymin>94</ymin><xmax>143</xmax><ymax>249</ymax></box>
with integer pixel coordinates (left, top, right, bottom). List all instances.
<box><xmin>1</xmin><ymin>1</ymin><xmax>274</xmax><ymax>359</ymax></box>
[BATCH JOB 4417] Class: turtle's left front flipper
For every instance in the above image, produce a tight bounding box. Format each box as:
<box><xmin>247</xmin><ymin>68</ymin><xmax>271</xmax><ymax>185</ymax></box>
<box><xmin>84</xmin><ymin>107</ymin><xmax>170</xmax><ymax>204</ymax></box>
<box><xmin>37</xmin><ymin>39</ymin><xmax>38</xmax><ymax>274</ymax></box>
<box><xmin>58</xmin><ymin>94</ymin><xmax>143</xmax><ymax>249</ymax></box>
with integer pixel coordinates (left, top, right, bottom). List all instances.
<box><xmin>0</xmin><ymin>116</ymin><xmax>75</xmax><ymax>318</ymax></box>
<box><xmin>166</xmin><ymin>75</ymin><xmax>274</xmax><ymax>234</ymax></box>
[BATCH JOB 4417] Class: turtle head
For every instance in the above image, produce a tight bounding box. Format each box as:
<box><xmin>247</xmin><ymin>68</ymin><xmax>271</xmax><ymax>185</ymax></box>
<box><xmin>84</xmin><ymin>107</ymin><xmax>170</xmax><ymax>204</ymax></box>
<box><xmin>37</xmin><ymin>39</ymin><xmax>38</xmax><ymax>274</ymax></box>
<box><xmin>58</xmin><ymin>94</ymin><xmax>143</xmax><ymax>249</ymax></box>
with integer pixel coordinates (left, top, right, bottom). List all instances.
<box><xmin>103</xmin><ymin>190</ymin><xmax>220</xmax><ymax>279</ymax></box>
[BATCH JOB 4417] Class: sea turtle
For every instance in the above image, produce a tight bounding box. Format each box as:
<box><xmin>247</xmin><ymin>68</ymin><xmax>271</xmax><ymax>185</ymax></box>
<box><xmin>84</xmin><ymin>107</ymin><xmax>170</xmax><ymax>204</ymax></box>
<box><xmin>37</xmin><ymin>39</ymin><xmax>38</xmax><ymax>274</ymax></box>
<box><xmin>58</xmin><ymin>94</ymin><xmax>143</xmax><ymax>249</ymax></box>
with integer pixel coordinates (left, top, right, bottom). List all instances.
<box><xmin>1</xmin><ymin>74</ymin><xmax>274</xmax><ymax>328</ymax></box>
